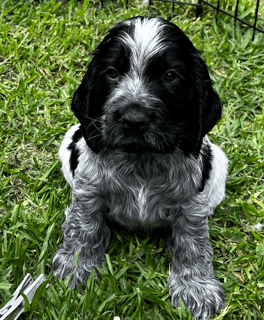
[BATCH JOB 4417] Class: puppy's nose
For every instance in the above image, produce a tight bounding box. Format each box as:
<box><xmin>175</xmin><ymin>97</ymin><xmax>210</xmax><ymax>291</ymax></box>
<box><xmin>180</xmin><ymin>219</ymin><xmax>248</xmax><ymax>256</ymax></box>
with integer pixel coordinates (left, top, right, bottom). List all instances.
<box><xmin>121</xmin><ymin>110</ymin><xmax>149</xmax><ymax>131</ymax></box>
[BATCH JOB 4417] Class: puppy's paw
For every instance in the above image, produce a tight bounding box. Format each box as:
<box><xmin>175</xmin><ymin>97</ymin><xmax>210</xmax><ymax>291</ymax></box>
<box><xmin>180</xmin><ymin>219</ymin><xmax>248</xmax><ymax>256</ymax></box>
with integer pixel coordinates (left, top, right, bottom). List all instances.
<box><xmin>169</xmin><ymin>275</ymin><xmax>224</xmax><ymax>320</ymax></box>
<box><xmin>52</xmin><ymin>246</ymin><xmax>103</xmax><ymax>290</ymax></box>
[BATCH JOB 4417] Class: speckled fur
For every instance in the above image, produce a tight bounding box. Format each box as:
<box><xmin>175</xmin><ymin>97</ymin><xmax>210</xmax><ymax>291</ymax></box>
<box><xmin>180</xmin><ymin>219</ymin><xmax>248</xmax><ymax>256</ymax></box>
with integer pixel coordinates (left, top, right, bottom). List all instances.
<box><xmin>53</xmin><ymin>16</ymin><xmax>229</xmax><ymax>320</ymax></box>
<box><xmin>53</xmin><ymin>124</ymin><xmax>228</xmax><ymax>319</ymax></box>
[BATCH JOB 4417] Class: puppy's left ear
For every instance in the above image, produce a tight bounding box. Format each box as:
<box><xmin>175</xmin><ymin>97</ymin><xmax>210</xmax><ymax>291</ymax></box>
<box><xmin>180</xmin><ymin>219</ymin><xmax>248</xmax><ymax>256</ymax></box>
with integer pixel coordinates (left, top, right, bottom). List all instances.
<box><xmin>186</xmin><ymin>51</ymin><xmax>222</xmax><ymax>155</ymax></box>
<box><xmin>194</xmin><ymin>55</ymin><xmax>222</xmax><ymax>135</ymax></box>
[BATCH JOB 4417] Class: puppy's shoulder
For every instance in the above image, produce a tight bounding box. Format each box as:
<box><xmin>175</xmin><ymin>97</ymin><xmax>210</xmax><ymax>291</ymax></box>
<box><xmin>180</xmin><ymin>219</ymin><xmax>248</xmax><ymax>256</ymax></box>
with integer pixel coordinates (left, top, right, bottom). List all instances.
<box><xmin>59</xmin><ymin>124</ymin><xmax>90</xmax><ymax>187</ymax></box>
<box><xmin>206</xmin><ymin>137</ymin><xmax>229</xmax><ymax>176</ymax></box>
<box><xmin>202</xmin><ymin>136</ymin><xmax>229</xmax><ymax>212</ymax></box>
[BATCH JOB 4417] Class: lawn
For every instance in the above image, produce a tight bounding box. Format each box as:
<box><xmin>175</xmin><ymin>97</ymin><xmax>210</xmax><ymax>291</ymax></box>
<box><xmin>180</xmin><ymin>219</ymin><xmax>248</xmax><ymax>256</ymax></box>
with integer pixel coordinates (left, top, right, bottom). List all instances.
<box><xmin>0</xmin><ymin>0</ymin><xmax>264</xmax><ymax>319</ymax></box>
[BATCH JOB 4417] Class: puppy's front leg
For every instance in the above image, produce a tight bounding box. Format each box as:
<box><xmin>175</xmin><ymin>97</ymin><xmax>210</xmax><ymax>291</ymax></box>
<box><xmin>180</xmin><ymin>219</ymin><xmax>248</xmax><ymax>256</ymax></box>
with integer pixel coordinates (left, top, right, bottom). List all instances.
<box><xmin>53</xmin><ymin>181</ymin><xmax>110</xmax><ymax>289</ymax></box>
<box><xmin>168</xmin><ymin>201</ymin><xmax>224</xmax><ymax>320</ymax></box>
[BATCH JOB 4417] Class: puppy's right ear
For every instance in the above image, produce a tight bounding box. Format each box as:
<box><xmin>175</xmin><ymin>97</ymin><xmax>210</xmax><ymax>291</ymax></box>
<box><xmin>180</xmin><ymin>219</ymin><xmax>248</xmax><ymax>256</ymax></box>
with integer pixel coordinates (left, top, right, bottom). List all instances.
<box><xmin>71</xmin><ymin>70</ymin><xmax>90</xmax><ymax>124</ymax></box>
<box><xmin>71</xmin><ymin>60</ymin><xmax>104</xmax><ymax>153</ymax></box>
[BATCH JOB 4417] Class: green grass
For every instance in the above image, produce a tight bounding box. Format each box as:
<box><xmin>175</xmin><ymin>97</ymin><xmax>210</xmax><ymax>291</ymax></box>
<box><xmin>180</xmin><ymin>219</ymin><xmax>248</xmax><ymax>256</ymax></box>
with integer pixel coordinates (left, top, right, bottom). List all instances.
<box><xmin>1</xmin><ymin>0</ymin><xmax>264</xmax><ymax>319</ymax></box>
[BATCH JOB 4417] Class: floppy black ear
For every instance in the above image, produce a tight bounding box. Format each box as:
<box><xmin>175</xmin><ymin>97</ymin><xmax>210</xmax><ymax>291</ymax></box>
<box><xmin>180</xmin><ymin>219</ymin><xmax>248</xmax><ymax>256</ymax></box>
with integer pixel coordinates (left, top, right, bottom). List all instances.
<box><xmin>71</xmin><ymin>53</ymin><xmax>103</xmax><ymax>121</ymax></box>
<box><xmin>71</xmin><ymin>71</ymin><xmax>90</xmax><ymax>124</ymax></box>
<box><xmin>192</xmin><ymin>52</ymin><xmax>222</xmax><ymax>134</ymax></box>
<box><xmin>183</xmin><ymin>51</ymin><xmax>222</xmax><ymax>156</ymax></box>
<box><xmin>71</xmin><ymin>59</ymin><xmax>104</xmax><ymax>153</ymax></box>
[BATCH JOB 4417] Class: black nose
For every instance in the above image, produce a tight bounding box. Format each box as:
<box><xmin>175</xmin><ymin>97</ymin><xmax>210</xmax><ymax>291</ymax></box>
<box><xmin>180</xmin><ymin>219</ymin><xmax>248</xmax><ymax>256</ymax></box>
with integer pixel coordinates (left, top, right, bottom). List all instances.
<box><xmin>121</xmin><ymin>109</ymin><xmax>149</xmax><ymax>131</ymax></box>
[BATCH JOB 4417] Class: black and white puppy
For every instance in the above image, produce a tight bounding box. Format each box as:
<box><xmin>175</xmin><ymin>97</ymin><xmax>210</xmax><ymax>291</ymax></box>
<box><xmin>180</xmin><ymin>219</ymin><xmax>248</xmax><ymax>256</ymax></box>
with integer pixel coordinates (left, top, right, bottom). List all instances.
<box><xmin>53</xmin><ymin>16</ymin><xmax>228</xmax><ymax>320</ymax></box>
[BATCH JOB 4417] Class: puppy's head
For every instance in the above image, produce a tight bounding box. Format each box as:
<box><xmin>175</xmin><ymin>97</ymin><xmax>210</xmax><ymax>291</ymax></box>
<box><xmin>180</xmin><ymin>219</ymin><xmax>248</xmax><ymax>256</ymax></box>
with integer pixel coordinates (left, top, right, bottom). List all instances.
<box><xmin>72</xmin><ymin>16</ymin><xmax>222</xmax><ymax>155</ymax></box>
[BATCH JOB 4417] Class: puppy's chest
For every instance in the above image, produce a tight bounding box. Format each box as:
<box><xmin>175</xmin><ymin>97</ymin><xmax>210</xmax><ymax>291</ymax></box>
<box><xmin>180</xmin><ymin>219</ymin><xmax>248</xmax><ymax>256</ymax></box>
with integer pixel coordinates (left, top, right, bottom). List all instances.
<box><xmin>104</xmin><ymin>176</ymin><xmax>179</xmax><ymax>228</ymax></box>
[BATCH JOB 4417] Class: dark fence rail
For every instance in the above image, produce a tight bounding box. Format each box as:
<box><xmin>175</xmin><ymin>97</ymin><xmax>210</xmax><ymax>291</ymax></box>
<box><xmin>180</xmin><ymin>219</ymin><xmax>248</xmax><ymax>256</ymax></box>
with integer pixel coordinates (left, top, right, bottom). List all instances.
<box><xmin>101</xmin><ymin>0</ymin><xmax>264</xmax><ymax>41</ymax></box>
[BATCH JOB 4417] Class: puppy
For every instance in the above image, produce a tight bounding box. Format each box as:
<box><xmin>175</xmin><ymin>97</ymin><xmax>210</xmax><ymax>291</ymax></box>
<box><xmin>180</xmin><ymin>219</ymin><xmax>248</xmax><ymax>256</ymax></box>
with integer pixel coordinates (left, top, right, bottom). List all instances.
<box><xmin>53</xmin><ymin>16</ymin><xmax>228</xmax><ymax>319</ymax></box>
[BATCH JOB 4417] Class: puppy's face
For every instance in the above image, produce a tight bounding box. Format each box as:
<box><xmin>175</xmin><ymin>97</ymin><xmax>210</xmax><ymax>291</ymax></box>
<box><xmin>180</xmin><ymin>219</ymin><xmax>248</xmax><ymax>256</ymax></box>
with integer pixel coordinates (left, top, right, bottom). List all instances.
<box><xmin>72</xmin><ymin>17</ymin><xmax>222</xmax><ymax>155</ymax></box>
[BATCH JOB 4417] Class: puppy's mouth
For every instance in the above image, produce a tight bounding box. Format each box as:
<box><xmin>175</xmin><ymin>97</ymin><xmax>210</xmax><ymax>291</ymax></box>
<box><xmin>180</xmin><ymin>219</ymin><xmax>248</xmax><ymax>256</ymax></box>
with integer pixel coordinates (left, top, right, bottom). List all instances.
<box><xmin>117</xmin><ymin>139</ymin><xmax>159</xmax><ymax>154</ymax></box>
<box><xmin>102</xmin><ymin>121</ymin><xmax>180</xmax><ymax>154</ymax></box>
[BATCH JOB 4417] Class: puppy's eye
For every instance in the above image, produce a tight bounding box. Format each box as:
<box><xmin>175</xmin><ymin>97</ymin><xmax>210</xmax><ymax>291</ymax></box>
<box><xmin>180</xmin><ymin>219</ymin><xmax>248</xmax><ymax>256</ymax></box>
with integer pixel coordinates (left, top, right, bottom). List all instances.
<box><xmin>164</xmin><ymin>70</ymin><xmax>178</xmax><ymax>84</ymax></box>
<box><xmin>106</xmin><ymin>68</ymin><xmax>119</xmax><ymax>82</ymax></box>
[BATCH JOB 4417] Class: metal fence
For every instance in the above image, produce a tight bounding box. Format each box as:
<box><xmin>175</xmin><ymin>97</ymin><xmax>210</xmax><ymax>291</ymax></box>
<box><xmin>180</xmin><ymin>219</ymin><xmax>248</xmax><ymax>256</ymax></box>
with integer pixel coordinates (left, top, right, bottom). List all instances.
<box><xmin>101</xmin><ymin>0</ymin><xmax>264</xmax><ymax>41</ymax></box>
<box><xmin>150</xmin><ymin>0</ymin><xmax>263</xmax><ymax>40</ymax></box>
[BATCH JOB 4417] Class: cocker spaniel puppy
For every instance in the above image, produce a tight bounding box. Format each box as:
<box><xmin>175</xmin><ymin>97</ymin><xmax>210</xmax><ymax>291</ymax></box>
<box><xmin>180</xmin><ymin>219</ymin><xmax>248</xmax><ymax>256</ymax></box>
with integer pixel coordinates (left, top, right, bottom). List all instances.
<box><xmin>53</xmin><ymin>16</ymin><xmax>228</xmax><ymax>319</ymax></box>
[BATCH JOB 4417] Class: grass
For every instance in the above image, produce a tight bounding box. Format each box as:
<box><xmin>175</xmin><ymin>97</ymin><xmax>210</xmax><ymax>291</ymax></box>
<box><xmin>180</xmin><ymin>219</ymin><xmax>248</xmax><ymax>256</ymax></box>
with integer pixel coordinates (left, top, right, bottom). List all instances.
<box><xmin>0</xmin><ymin>0</ymin><xmax>264</xmax><ymax>319</ymax></box>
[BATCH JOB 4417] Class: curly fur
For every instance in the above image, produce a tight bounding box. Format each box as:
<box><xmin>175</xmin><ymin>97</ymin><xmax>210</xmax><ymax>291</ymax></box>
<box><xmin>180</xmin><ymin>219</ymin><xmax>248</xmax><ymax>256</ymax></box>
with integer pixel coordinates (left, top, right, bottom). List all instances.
<box><xmin>53</xmin><ymin>16</ymin><xmax>229</xmax><ymax>320</ymax></box>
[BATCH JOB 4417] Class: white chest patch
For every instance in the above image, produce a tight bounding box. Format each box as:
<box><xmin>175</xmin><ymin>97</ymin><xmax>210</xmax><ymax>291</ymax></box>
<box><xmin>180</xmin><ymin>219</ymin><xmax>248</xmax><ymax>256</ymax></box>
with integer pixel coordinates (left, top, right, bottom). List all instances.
<box><xmin>137</xmin><ymin>185</ymin><xmax>147</xmax><ymax>218</ymax></box>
